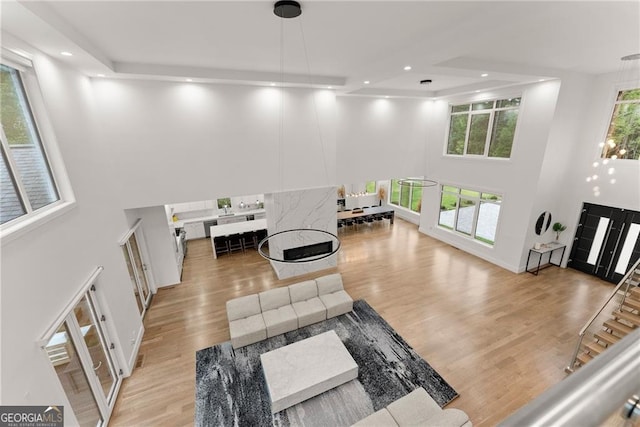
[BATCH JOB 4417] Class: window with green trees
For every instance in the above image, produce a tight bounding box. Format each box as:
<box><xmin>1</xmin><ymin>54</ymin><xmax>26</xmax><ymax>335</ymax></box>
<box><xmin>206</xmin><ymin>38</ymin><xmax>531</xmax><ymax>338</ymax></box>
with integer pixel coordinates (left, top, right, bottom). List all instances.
<box><xmin>365</xmin><ymin>181</ymin><xmax>376</xmax><ymax>193</ymax></box>
<box><xmin>390</xmin><ymin>179</ymin><xmax>423</xmax><ymax>213</ymax></box>
<box><xmin>446</xmin><ymin>97</ymin><xmax>520</xmax><ymax>158</ymax></box>
<box><xmin>601</xmin><ymin>89</ymin><xmax>640</xmax><ymax>160</ymax></box>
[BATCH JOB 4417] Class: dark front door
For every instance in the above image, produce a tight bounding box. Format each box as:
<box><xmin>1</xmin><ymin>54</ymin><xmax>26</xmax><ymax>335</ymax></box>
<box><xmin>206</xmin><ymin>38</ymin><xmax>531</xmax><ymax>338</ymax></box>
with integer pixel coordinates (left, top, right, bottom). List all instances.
<box><xmin>569</xmin><ymin>203</ymin><xmax>640</xmax><ymax>283</ymax></box>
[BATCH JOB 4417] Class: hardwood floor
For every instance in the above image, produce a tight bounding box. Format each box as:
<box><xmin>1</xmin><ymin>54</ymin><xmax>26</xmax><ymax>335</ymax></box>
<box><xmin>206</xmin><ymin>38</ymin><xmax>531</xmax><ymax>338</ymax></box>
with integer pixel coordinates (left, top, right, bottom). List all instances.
<box><xmin>109</xmin><ymin>219</ymin><xmax>613</xmax><ymax>426</ymax></box>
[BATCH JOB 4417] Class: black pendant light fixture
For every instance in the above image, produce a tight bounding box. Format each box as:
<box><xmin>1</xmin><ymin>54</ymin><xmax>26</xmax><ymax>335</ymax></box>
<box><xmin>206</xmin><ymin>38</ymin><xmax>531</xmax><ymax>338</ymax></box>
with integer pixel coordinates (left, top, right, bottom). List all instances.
<box><xmin>274</xmin><ymin>0</ymin><xmax>302</xmax><ymax>19</ymax></box>
<box><xmin>258</xmin><ymin>1</ymin><xmax>341</xmax><ymax>265</ymax></box>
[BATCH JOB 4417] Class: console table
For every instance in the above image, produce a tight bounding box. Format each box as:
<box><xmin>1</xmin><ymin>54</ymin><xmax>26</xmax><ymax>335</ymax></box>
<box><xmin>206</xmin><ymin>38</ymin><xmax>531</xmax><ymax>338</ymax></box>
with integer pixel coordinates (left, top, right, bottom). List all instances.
<box><xmin>526</xmin><ymin>242</ymin><xmax>566</xmax><ymax>275</ymax></box>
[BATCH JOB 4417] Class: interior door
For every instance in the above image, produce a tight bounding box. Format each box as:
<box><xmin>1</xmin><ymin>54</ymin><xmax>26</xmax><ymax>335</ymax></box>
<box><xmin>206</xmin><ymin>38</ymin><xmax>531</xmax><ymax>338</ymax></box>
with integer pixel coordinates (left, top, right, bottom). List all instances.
<box><xmin>569</xmin><ymin>203</ymin><xmax>640</xmax><ymax>283</ymax></box>
<box><xmin>44</xmin><ymin>287</ymin><xmax>122</xmax><ymax>426</ymax></box>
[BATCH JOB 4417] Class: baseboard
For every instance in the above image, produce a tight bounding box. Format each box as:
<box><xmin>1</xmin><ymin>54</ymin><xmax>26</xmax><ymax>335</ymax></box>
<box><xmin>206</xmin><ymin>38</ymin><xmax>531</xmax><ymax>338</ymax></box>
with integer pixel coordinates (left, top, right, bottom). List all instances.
<box><xmin>126</xmin><ymin>324</ymin><xmax>145</xmax><ymax>376</ymax></box>
<box><xmin>419</xmin><ymin>226</ymin><xmax>520</xmax><ymax>273</ymax></box>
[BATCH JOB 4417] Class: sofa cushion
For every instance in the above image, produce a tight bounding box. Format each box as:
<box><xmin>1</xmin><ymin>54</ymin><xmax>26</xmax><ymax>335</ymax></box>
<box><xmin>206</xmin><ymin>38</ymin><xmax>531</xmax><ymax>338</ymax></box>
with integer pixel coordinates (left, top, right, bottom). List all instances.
<box><xmin>288</xmin><ymin>280</ymin><xmax>318</xmax><ymax>303</ymax></box>
<box><xmin>426</xmin><ymin>409</ymin><xmax>472</xmax><ymax>427</ymax></box>
<box><xmin>262</xmin><ymin>305</ymin><xmax>298</xmax><ymax>338</ymax></box>
<box><xmin>316</xmin><ymin>273</ymin><xmax>344</xmax><ymax>295</ymax></box>
<box><xmin>319</xmin><ymin>290</ymin><xmax>353</xmax><ymax>318</ymax></box>
<box><xmin>351</xmin><ymin>408</ymin><xmax>398</xmax><ymax>427</ymax></box>
<box><xmin>229</xmin><ymin>313</ymin><xmax>266</xmax><ymax>349</ymax></box>
<box><xmin>291</xmin><ymin>297</ymin><xmax>326</xmax><ymax>328</ymax></box>
<box><xmin>259</xmin><ymin>287</ymin><xmax>291</xmax><ymax>312</ymax></box>
<box><xmin>226</xmin><ymin>294</ymin><xmax>262</xmax><ymax>322</ymax></box>
<box><xmin>387</xmin><ymin>387</ymin><xmax>442</xmax><ymax>426</ymax></box>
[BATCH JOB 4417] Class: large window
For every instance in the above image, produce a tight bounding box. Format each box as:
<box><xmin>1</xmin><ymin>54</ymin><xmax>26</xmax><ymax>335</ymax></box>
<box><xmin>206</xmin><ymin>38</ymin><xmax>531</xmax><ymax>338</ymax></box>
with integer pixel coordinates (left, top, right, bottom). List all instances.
<box><xmin>390</xmin><ymin>179</ymin><xmax>423</xmax><ymax>213</ymax></box>
<box><xmin>438</xmin><ymin>185</ymin><xmax>502</xmax><ymax>245</ymax></box>
<box><xmin>446</xmin><ymin>98</ymin><xmax>520</xmax><ymax>158</ymax></box>
<box><xmin>601</xmin><ymin>88</ymin><xmax>640</xmax><ymax>160</ymax></box>
<box><xmin>0</xmin><ymin>63</ymin><xmax>59</xmax><ymax>225</ymax></box>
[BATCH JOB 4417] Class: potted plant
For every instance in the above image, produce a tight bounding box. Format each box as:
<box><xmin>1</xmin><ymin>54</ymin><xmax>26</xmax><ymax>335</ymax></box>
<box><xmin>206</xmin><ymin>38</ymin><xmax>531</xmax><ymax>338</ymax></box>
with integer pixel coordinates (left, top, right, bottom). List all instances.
<box><xmin>552</xmin><ymin>222</ymin><xmax>567</xmax><ymax>240</ymax></box>
<box><xmin>377</xmin><ymin>186</ymin><xmax>387</xmax><ymax>206</ymax></box>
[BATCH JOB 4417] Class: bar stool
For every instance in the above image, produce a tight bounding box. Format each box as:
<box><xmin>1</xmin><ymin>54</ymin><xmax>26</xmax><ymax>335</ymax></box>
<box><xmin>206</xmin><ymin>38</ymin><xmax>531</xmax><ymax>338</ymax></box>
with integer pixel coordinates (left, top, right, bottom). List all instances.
<box><xmin>227</xmin><ymin>234</ymin><xmax>244</xmax><ymax>254</ymax></box>
<box><xmin>242</xmin><ymin>231</ymin><xmax>257</xmax><ymax>250</ymax></box>
<box><xmin>213</xmin><ymin>236</ymin><xmax>230</xmax><ymax>257</ymax></box>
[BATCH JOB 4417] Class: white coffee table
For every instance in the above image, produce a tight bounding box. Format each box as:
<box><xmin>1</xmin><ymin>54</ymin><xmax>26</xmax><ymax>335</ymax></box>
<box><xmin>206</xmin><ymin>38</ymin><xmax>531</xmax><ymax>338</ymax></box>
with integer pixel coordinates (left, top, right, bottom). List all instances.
<box><xmin>260</xmin><ymin>330</ymin><xmax>358</xmax><ymax>414</ymax></box>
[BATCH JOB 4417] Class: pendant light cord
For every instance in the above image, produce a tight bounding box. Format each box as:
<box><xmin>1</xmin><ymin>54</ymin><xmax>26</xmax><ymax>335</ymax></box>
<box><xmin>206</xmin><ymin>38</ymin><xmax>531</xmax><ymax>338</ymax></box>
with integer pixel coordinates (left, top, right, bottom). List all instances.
<box><xmin>298</xmin><ymin>16</ymin><xmax>330</xmax><ymax>186</ymax></box>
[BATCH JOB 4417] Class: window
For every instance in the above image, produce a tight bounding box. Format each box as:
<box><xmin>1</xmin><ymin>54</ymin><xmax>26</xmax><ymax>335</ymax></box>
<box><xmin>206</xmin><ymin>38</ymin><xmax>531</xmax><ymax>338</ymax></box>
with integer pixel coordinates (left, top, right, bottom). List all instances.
<box><xmin>217</xmin><ymin>197</ymin><xmax>231</xmax><ymax>209</ymax></box>
<box><xmin>390</xmin><ymin>179</ymin><xmax>423</xmax><ymax>213</ymax></box>
<box><xmin>601</xmin><ymin>88</ymin><xmax>640</xmax><ymax>160</ymax></box>
<box><xmin>365</xmin><ymin>181</ymin><xmax>376</xmax><ymax>194</ymax></box>
<box><xmin>438</xmin><ymin>185</ymin><xmax>502</xmax><ymax>245</ymax></box>
<box><xmin>446</xmin><ymin>98</ymin><xmax>520</xmax><ymax>158</ymax></box>
<box><xmin>0</xmin><ymin>63</ymin><xmax>60</xmax><ymax>225</ymax></box>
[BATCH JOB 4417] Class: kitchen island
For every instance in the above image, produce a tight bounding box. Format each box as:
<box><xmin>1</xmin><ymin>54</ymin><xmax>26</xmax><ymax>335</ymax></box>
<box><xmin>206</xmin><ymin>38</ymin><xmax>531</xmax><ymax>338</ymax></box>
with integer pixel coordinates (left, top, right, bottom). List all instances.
<box><xmin>209</xmin><ymin>218</ymin><xmax>268</xmax><ymax>258</ymax></box>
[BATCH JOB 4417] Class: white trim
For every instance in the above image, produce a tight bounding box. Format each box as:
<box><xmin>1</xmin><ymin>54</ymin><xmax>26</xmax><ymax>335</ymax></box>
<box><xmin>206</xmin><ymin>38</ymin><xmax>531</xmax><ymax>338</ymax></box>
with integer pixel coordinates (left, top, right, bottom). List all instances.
<box><xmin>126</xmin><ymin>324</ymin><xmax>145</xmax><ymax>376</ymax></box>
<box><xmin>0</xmin><ymin>48</ymin><xmax>32</xmax><ymax>69</ymax></box>
<box><xmin>38</xmin><ymin>266</ymin><xmax>104</xmax><ymax>347</ymax></box>
<box><xmin>119</xmin><ymin>218</ymin><xmax>142</xmax><ymax>245</ymax></box>
<box><xmin>1</xmin><ymin>200</ymin><xmax>76</xmax><ymax>245</ymax></box>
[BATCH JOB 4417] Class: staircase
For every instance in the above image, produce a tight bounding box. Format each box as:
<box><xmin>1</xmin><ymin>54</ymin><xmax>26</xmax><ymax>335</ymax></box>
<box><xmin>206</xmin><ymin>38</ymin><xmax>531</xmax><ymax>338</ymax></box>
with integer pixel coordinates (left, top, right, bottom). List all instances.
<box><xmin>566</xmin><ymin>261</ymin><xmax>640</xmax><ymax>372</ymax></box>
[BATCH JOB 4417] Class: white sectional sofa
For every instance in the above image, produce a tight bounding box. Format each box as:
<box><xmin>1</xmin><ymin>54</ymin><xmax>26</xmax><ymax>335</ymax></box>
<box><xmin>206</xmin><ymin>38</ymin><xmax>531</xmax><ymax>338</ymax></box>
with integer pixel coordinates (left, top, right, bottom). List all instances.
<box><xmin>352</xmin><ymin>387</ymin><xmax>472</xmax><ymax>427</ymax></box>
<box><xmin>226</xmin><ymin>273</ymin><xmax>354</xmax><ymax>349</ymax></box>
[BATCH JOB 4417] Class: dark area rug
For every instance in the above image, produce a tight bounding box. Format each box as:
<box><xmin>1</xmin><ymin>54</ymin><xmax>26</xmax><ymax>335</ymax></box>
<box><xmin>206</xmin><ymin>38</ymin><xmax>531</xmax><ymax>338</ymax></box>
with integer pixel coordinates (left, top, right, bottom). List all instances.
<box><xmin>195</xmin><ymin>299</ymin><xmax>458</xmax><ymax>426</ymax></box>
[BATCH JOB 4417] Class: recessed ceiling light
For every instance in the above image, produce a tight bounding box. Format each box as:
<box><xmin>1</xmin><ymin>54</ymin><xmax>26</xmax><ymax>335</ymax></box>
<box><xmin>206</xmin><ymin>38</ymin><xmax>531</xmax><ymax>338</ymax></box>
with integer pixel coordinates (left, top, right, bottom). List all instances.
<box><xmin>61</xmin><ymin>51</ymin><xmax>73</xmax><ymax>56</ymax></box>
<box><xmin>385</xmin><ymin>96</ymin><xmax>389</xmax><ymax>98</ymax></box>
<box><xmin>364</xmin><ymin>80</ymin><xmax>370</xmax><ymax>85</ymax></box>
<box><xmin>186</xmin><ymin>78</ymin><xmax>193</xmax><ymax>82</ymax></box>
<box><xmin>481</xmin><ymin>73</ymin><xmax>488</xmax><ymax>77</ymax></box>
<box><xmin>538</xmin><ymin>79</ymin><xmax>545</xmax><ymax>82</ymax></box>
<box><xmin>403</xmin><ymin>65</ymin><xmax>412</xmax><ymax>71</ymax></box>
<box><xmin>97</xmin><ymin>74</ymin><xmax>105</xmax><ymax>77</ymax></box>
<box><xmin>327</xmin><ymin>86</ymin><xmax>332</xmax><ymax>89</ymax></box>
<box><xmin>475</xmin><ymin>90</ymin><xmax>481</xmax><ymax>93</ymax></box>
<box><xmin>270</xmin><ymin>82</ymin><xmax>276</xmax><ymax>86</ymax></box>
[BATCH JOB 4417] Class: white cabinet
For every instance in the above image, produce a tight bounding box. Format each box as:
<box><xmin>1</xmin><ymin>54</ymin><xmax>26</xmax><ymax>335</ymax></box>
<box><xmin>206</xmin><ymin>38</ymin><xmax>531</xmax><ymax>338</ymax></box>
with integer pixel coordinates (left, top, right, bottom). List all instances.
<box><xmin>184</xmin><ymin>222</ymin><xmax>205</xmax><ymax>240</ymax></box>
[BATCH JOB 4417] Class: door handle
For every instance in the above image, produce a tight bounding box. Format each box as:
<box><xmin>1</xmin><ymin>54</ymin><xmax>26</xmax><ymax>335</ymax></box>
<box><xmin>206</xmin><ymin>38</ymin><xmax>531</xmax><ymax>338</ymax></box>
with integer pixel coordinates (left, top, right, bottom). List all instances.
<box><xmin>93</xmin><ymin>361</ymin><xmax>102</xmax><ymax>371</ymax></box>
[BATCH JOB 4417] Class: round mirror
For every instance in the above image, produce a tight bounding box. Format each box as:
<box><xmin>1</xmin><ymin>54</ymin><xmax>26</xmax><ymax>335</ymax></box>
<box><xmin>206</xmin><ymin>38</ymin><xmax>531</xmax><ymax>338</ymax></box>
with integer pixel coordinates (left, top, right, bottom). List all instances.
<box><xmin>535</xmin><ymin>211</ymin><xmax>552</xmax><ymax>235</ymax></box>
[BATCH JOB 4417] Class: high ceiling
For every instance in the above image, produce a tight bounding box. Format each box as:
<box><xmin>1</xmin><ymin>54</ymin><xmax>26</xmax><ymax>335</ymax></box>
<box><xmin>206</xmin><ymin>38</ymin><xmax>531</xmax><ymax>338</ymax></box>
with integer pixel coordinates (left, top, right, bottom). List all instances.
<box><xmin>2</xmin><ymin>1</ymin><xmax>639</xmax><ymax>97</ymax></box>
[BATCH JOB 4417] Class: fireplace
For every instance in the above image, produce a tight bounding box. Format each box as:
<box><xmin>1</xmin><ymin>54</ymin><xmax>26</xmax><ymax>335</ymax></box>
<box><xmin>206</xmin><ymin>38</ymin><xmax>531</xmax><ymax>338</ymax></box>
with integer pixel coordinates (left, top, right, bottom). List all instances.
<box><xmin>283</xmin><ymin>241</ymin><xmax>333</xmax><ymax>261</ymax></box>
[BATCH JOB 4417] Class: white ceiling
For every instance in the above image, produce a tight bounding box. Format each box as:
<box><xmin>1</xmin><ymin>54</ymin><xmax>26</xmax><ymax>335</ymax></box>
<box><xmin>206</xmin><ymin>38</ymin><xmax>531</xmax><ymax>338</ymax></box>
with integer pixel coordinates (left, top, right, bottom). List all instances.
<box><xmin>2</xmin><ymin>1</ymin><xmax>639</xmax><ymax>97</ymax></box>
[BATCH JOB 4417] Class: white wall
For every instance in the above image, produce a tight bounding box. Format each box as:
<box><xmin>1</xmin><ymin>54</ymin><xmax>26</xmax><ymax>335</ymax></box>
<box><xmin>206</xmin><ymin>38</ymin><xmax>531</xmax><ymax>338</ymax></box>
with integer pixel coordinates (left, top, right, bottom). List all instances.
<box><xmin>91</xmin><ymin>80</ymin><xmax>337</xmax><ymax>209</ymax></box>
<box><xmin>420</xmin><ymin>82</ymin><xmax>563</xmax><ymax>272</ymax></box>
<box><xmin>0</xmin><ymin>54</ymin><xmax>142</xmax><ymax>417</ymax></box>
<box><xmin>125</xmin><ymin>206</ymin><xmax>181</xmax><ymax>287</ymax></box>
<box><xmin>336</xmin><ymin>96</ymin><xmax>431</xmax><ymax>185</ymax></box>
<box><xmin>555</xmin><ymin>72</ymin><xmax>640</xmax><ymax>259</ymax></box>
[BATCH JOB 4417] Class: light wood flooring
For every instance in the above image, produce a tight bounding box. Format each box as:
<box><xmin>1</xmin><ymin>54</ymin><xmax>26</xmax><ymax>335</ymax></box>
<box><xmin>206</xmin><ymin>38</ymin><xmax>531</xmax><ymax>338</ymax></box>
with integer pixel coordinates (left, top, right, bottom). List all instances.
<box><xmin>109</xmin><ymin>218</ymin><xmax>613</xmax><ymax>426</ymax></box>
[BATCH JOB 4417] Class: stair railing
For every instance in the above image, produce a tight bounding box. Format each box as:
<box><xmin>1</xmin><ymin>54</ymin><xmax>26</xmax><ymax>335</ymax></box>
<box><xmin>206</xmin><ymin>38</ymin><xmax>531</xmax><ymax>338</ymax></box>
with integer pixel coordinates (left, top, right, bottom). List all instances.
<box><xmin>565</xmin><ymin>257</ymin><xmax>640</xmax><ymax>373</ymax></box>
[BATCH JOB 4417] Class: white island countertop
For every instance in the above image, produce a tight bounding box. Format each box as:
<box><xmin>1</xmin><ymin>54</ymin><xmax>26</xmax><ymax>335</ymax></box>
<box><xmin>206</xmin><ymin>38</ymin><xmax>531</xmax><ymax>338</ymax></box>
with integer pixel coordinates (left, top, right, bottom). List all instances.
<box><xmin>210</xmin><ymin>219</ymin><xmax>267</xmax><ymax>258</ymax></box>
<box><xmin>173</xmin><ymin>209</ymin><xmax>265</xmax><ymax>228</ymax></box>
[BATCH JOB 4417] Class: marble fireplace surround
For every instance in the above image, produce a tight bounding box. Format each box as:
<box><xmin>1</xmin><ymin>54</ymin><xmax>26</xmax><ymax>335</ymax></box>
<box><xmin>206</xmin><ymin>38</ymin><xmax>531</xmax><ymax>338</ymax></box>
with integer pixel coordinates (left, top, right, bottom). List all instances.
<box><xmin>264</xmin><ymin>186</ymin><xmax>338</xmax><ymax>280</ymax></box>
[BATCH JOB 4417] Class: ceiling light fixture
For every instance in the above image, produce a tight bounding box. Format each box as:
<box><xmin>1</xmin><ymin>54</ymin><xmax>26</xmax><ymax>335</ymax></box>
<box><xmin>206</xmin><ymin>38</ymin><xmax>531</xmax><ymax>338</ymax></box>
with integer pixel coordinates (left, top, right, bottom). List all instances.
<box><xmin>404</xmin><ymin>65</ymin><xmax>412</xmax><ymax>71</ymax></box>
<box><xmin>258</xmin><ymin>0</ymin><xmax>341</xmax><ymax>265</ymax></box>
<box><xmin>398</xmin><ymin>177</ymin><xmax>438</xmax><ymax>188</ymax></box>
<box><xmin>186</xmin><ymin>78</ymin><xmax>193</xmax><ymax>82</ymax></box>
<box><xmin>60</xmin><ymin>51</ymin><xmax>73</xmax><ymax>56</ymax></box>
<box><xmin>97</xmin><ymin>74</ymin><xmax>105</xmax><ymax>77</ymax></box>
<box><xmin>364</xmin><ymin>80</ymin><xmax>370</xmax><ymax>85</ymax></box>
<box><xmin>481</xmin><ymin>73</ymin><xmax>488</xmax><ymax>77</ymax></box>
